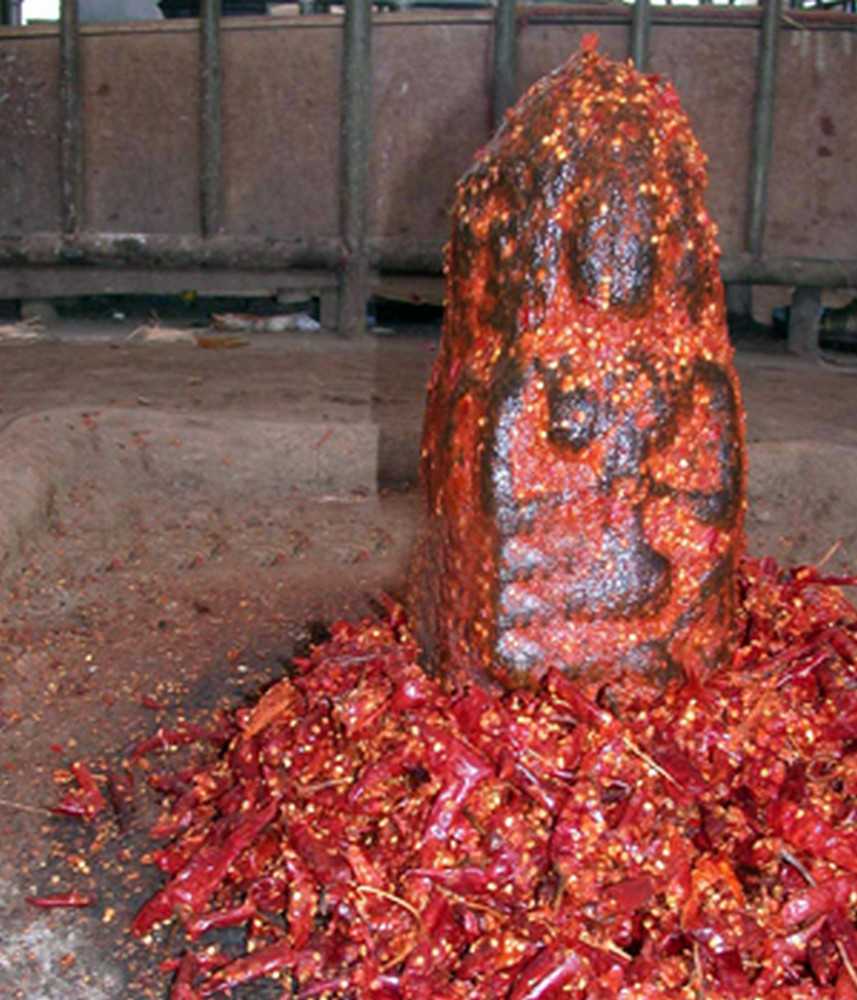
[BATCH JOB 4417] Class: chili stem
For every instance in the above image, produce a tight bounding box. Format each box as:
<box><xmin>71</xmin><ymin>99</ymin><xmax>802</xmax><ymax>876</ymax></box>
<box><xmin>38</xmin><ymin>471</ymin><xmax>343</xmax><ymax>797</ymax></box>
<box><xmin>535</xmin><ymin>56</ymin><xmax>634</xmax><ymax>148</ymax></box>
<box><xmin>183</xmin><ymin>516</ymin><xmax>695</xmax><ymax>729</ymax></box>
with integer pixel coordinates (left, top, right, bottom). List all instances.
<box><xmin>817</xmin><ymin>538</ymin><xmax>842</xmax><ymax>569</ymax></box>
<box><xmin>836</xmin><ymin>940</ymin><xmax>857</xmax><ymax>994</ymax></box>
<box><xmin>0</xmin><ymin>797</ymin><xmax>55</xmax><ymax>817</ymax></box>
<box><xmin>431</xmin><ymin>882</ymin><xmax>505</xmax><ymax>921</ymax></box>
<box><xmin>355</xmin><ymin>884</ymin><xmax>423</xmax><ymax>931</ymax></box>
<box><xmin>780</xmin><ymin>848</ymin><xmax>815</xmax><ymax>886</ymax></box>
<box><xmin>693</xmin><ymin>941</ymin><xmax>706</xmax><ymax>1000</ymax></box>
<box><xmin>355</xmin><ymin>884</ymin><xmax>424</xmax><ymax>971</ymax></box>
<box><xmin>578</xmin><ymin>930</ymin><xmax>632</xmax><ymax>962</ymax></box>
<box><xmin>298</xmin><ymin>777</ymin><xmax>354</xmax><ymax>795</ymax></box>
<box><xmin>621</xmin><ymin>736</ymin><xmax>683</xmax><ymax>791</ymax></box>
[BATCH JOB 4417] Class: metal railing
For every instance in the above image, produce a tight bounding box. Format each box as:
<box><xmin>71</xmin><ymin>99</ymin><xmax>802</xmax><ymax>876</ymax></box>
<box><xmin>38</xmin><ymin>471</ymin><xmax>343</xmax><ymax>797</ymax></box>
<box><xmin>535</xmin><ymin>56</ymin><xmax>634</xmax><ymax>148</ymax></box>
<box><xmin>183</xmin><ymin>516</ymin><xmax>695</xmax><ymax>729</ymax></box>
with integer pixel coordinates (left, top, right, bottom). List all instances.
<box><xmin>2</xmin><ymin>0</ymin><xmax>856</xmax><ymax>336</ymax></box>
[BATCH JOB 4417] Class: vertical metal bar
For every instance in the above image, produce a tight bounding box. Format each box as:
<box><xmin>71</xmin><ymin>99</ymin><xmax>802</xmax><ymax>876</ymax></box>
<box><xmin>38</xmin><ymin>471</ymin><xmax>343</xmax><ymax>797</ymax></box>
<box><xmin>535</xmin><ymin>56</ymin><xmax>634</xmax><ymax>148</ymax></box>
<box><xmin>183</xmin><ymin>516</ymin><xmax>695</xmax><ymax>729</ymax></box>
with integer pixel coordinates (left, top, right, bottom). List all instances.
<box><xmin>725</xmin><ymin>282</ymin><xmax>753</xmax><ymax>321</ymax></box>
<box><xmin>59</xmin><ymin>0</ymin><xmax>83</xmax><ymax>234</ymax></box>
<box><xmin>199</xmin><ymin>0</ymin><xmax>223</xmax><ymax>237</ymax></box>
<box><xmin>630</xmin><ymin>0</ymin><xmax>651</xmax><ymax>72</ymax></box>
<box><xmin>337</xmin><ymin>0</ymin><xmax>373</xmax><ymax>337</ymax></box>
<box><xmin>747</xmin><ymin>0</ymin><xmax>782</xmax><ymax>257</ymax></box>
<box><xmin>492</xmin><ymin>0</ymin><xmax>517</xmax><ymax>130</ymax></box>
<box><xmin>787</xmin><ymin>285</ymin><xmax>821</xmax><ymax>356</ymax></box>
<box><xmin>0</xmin><ymin>0</ymin><xmax>21</xmax><ymax>29</ymax></box>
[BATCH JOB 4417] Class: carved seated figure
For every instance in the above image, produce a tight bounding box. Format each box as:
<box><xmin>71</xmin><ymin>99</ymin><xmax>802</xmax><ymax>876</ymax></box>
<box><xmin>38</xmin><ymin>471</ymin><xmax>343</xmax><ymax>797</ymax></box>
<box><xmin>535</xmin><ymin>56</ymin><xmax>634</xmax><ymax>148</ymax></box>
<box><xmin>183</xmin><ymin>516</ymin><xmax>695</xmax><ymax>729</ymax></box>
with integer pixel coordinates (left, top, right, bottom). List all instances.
<box><xmin>411</xmin><ymin>40</ymin><xmax>746</xmax><ymax>699</ymax></box>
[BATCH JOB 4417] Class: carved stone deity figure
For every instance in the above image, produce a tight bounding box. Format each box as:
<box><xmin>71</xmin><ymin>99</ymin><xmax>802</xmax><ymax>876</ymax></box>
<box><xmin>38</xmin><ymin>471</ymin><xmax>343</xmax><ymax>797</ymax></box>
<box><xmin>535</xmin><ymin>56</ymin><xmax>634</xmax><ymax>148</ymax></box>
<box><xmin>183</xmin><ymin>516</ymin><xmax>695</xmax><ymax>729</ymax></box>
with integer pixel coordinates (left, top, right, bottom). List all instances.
<box><xmin>411</xmin><ymin>39</ymin><xmax>746</xmax><ymax>698</ymax></box>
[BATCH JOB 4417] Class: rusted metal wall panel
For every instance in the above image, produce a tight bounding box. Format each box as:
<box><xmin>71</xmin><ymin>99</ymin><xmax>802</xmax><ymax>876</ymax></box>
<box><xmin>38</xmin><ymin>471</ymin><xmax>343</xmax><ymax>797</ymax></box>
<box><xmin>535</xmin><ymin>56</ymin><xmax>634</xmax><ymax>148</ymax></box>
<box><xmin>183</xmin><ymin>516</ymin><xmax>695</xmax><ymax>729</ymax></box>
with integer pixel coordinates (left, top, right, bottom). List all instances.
<box><xmin>0</xmin><ymin>35</ymin><xmax>61</xmax><ymax>233</ymax></box>
<box><xmin>766</xmin><ymin>29</ymin><xmax>857</xmax><ymax>259</ymax></box>
<box><xmin>221</xmin><ymin>19</ymin><xmax>341</xmax><ymax>238</ymax></box>
<box><xmin>82</xmin><ymin>23</ymin><xmax>200</xmax><ymax>234</ymax></box>
<box><xmin>0</xmin><ymin>13</ymin><xmax>855</xmax><ymax>267</ymax></box>
<box><xmin>649</xmin><ymin>26</ymin><xmax>756</xmax><ymax>258</ymax></box>
<box><xmin>370</xmin><ymin>17</ymin><xmax>493</xmax><ymax>244</ymax></box>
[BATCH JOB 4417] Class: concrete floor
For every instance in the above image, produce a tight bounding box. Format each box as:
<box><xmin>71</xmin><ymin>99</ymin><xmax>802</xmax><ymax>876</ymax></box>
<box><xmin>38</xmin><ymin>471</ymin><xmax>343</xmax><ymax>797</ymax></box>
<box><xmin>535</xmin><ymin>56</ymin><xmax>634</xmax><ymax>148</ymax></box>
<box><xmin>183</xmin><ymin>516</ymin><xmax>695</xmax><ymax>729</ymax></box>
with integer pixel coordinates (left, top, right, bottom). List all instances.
<box><xmin>2</xmin><ymin>316</ymin><xmax>857</xmax><ymax>572</ymax></box>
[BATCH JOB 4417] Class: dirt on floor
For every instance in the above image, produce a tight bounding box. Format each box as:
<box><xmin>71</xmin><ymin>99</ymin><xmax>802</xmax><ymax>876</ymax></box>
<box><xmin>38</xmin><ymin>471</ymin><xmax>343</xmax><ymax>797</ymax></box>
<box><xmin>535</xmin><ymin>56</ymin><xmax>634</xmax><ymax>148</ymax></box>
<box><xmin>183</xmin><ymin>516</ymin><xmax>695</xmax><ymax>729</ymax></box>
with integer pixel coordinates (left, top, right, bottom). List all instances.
<box><xmin>1</xmin><ymin>314</ymin><xmax>856</xmax><ymax>998</ymax></box>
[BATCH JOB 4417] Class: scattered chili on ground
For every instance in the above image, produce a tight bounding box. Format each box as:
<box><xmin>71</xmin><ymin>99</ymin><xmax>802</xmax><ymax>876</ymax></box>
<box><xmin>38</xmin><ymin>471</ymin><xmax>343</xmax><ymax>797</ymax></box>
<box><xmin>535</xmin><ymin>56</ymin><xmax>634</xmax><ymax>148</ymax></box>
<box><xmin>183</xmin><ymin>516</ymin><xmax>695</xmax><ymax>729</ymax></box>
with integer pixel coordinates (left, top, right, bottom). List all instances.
<box><xmin>26</xmin><ymin>891</ymin><xmax>96</xmax><ymax>909</ymax></box>
<box><xmin>70</xmin><ymin>559</ymin><xmax>853</xmax><ymax>999</ymax></box>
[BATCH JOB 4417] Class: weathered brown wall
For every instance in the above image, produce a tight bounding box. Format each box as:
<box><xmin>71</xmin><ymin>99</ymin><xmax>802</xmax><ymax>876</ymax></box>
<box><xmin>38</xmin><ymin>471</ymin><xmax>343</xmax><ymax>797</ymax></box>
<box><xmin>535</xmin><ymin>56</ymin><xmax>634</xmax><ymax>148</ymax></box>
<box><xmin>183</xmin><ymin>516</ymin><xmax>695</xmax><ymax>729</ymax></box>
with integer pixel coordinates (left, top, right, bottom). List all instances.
<box><xmin>0</xmin><ymin>33</ymin><xmax>62</xmax><ymax>233</ymax></box>
<box><xmin>222</xmin><ymin>21</ymin><xmax>341</xmax><ymax>238</ymax></box>
<box><xmin>370</xmin><ymin>18</ymin><xmax>492</xmax><ymax>243</ymax></box>
<box><xmin>0</xmin><ymin>11</ymin><xmax>855</xmax><ymax>262</ymax></box>
<box><xmin>767</xmin><ymin>29</ymin><xmax>856</xmax><ymax>258</ymax></box>
<box><xmin>82</xmin><ymin>26</ymin><xmax>200</xmax><ymax>234</ymax></box>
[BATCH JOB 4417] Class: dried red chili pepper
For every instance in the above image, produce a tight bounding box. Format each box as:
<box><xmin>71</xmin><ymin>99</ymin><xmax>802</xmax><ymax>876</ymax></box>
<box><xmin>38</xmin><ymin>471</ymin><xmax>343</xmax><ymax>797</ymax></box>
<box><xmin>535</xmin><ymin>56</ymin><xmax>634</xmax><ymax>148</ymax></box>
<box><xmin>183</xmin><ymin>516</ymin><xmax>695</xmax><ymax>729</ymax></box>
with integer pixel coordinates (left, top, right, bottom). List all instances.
<box><xmin>196</xmin><ymin>938</ymin><xmax>297</xmax><ymax>997</ymax></box>
<box><xmin>508</xmin><ymin>946</ymin><xmax>586</xmax><ymax>1000</ymax></box>
<box><xmin>601</xmin><ymin>875</ymin><xmax>655</xmax><ymax>916</ymax></box>
<box><xmin>417</xmin><ymin>722</ymin><xmax>492</xmax><ymax>861</ymax></box>
<box><xmin>185</xmin><ymin>899</ymin><xmax>256</xmax><ymax>940</ymax></box>
<box><xmin>52</xmin><ymin>760</ymin><xmax>107</xmax><ymax>822</ymax></box>
<box><xmin>348</xmin><ymin>748</ymin><xmax>420</xmax><ymax>811</ymax></box>
<box><xmin>106</xmin><ymin>768</ymin><xmax>134</xmax><ymax>832</ymax></box>
<box><xmin>770</xmin><ymin>799</ymin><xmax>857</xmax><ymax>875</ymax></box>
<box><xmin>129</xmin><ymin>722</ymin><xmax>233</xmax><ymax>764</ymax></box>
<box><xmin>26</xmin><ymin>891</ymin><xmax>95</xmax><ymax>909</ymax></box>
<box><xmin>168</xmin><ymin>950</ymin><xmax>199</xmax><ymax>1000</ymax></box>
<box><xmin>131</xmin><ymin>799</ymin><xmax>277</xmax><ymax>935</ymax></box>
<box><xmin>120</xmin><ymin>557</ymin><xmax>857</xmax><ymax>999</ymax></box>
<box><xmin>281</xmin><ymin>848</ymin><xmax>317</xmax><ymax>949</ymax></box>
<box><xmin>782</xmin><ymin>876</ymin><xmax>857</xmax><ymax>927</ymax></box>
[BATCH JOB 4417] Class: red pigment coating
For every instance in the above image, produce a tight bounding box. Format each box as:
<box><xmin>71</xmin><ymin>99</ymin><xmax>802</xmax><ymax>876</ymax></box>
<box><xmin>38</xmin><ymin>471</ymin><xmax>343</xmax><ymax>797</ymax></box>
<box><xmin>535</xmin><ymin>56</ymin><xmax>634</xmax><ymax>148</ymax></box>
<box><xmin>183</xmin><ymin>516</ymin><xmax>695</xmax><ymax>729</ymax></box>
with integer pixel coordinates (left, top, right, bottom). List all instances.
<box><xmin>413</xmin><ymin>40</ymin><xmax>746</xmax><ymax>694</ymax></box>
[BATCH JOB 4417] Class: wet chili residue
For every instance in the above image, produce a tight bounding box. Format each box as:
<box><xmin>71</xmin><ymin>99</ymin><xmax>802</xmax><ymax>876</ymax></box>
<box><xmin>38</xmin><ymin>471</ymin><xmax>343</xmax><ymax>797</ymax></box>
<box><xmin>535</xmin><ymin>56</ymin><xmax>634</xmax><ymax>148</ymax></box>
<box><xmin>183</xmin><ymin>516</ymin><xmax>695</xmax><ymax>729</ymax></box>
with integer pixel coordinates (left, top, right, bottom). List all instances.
<box><xmin>413</xmin><ymin>38</ymin><xmax>745</xmax><ymax>694</ymax></box>
<box><xmin>42</xmin><ymin>560</ymin><xmax>857</xmax><ymax>998</ymax></box>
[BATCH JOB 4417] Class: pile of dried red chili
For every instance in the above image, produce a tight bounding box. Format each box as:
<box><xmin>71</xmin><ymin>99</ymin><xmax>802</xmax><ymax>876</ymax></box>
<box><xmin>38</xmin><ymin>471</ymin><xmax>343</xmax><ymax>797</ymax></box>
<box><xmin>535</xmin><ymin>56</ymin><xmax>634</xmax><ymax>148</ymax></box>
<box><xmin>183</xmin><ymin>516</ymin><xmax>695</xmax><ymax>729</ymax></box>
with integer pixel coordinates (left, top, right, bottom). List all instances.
<box><xmin>50</xmin><ymin>558</ymin><xmax>857</xmax><ymax>999</ymax></box>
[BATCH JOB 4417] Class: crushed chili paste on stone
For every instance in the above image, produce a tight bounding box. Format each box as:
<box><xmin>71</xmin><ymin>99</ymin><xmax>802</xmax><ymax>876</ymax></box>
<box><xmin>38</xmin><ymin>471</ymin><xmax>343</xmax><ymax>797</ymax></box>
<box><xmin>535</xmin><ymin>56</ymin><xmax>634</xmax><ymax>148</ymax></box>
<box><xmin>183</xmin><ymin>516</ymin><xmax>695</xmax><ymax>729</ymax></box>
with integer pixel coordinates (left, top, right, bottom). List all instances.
<box><xmin>411</xmin><ymin>39</ymin><xmax>746</xmax><ymax>694</ymax></box>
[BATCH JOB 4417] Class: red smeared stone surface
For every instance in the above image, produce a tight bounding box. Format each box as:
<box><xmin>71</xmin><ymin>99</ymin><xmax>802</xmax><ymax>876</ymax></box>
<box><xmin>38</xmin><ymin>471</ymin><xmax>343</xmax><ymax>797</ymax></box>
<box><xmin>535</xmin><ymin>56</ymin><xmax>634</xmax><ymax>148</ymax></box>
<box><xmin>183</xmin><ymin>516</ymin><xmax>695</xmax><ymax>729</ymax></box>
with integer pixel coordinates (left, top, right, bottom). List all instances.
<box><xmin>413</xmin><ymin>41</ymin><xmax>746</xmax><ymax>697</ymax></box>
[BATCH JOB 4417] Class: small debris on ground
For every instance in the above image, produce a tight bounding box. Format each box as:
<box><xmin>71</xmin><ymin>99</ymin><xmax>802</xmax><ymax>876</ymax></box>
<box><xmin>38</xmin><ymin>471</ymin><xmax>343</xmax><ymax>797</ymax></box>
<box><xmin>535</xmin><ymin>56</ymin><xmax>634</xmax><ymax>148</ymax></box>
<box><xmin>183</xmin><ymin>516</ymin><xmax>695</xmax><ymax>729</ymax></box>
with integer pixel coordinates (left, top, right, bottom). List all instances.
<box><xmin>128</xmin><ymin>324</ymin><xmax>197</xmax><ymax>346</ymax></box>
<box><xmin>128</xmin><ymin>324</ymin><xmax>249</xmax><ymax>350</ymax></box>
<box><xmin>211</xmin><ymin>312</ymin><xmax>321</xmax><ymax>334</ymax></box>
<box><xmin>0</xmin><ymin>317</ymin><xmax>47</xmax><ymax>342</ymax></box>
